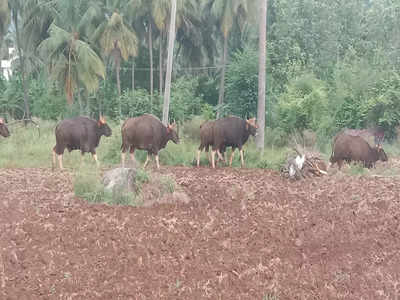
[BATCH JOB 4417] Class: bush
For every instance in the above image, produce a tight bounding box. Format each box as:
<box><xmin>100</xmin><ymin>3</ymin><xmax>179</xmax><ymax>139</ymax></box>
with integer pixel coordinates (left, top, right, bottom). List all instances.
<box><xmin>180</xmin><ymin>116</ymin><xmax>205</xmax><ymax>141</ymax></box>
<box><xmin>277</xmin><ymin>73</ymin><xmax>329</xmax><ymax>133</ymax></box>
<box><xmin>119</xmin><ymin>89</ymin><xmax>162</xmax><ymax>119</ymax></box>
<box><xmin>264</xmin><ymin>127</ymin><xmax>288</xmax><ymax>147</ymax></box>
<box><xmin>224</xmin><ymin>47</ymin><xmax>259</xmax><ymax>118</ymax></box>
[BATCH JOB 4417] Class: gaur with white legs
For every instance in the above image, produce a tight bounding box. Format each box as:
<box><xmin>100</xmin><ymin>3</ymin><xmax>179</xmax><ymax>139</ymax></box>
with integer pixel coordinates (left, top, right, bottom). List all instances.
<box><xmin>211</xmin><ymin>116</ymin><xmax>258</xmax><ymax>168</ymax></box>
<box><xmin>52</xmin><ymin>116</ymin><xmax>112</xmax><ymax>169</ymax></box>
<box><xmin>197</xmin><ymin>120</ymin><xmax>227</xmax><ymax>167</ymax></box>
<box><xmin>121</xmin><ymin>114</ymin><xmax>179</xmax><ymax>169</ymax></box>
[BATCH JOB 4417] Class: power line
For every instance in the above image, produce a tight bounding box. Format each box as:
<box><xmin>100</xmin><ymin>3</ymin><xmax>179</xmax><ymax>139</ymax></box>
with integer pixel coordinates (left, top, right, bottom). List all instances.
<box><xmin>105</xmin><ymin>65</ymin><xmax>227</xmax><ymax>71</ymax></box>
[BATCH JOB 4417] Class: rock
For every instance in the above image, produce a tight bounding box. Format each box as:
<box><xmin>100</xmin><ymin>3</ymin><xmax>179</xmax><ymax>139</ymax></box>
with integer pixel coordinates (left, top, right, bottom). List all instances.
<box><xmin>102</xmin><ymin>167</ymin><xmax>138</xmax><ymax>196</ymax></box>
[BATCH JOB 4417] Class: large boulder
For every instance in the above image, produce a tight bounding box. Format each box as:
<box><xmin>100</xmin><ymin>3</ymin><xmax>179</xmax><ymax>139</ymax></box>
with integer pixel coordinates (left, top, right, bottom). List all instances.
<box><xmin>102</xmin><ymin>167</ymin><xmax>138</xmax><ymax>196</ymax></box>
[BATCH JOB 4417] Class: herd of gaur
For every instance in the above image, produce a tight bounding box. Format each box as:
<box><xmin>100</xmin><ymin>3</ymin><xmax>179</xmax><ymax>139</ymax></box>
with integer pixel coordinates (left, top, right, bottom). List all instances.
<box><xmin>0</xmin><ymin>115</ymin><xmax>389</xmax><ymax>170</ymax></box>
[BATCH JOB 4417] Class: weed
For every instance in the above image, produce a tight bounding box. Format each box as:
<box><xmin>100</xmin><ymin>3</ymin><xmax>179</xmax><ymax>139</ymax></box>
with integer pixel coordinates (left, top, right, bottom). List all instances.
<box><xmin>263</xmin><ymin>293</ymin><xmax>278</xmax><ymax>300</ymax></box>
<box><xmin>160</xmin><ymin>176</ymin><xmax>175</xmax><ymax>194</ymax></box>
<box><xmin>345</xmin><ymin>163</ymin><xmax>367</xmax><ymax>176</ymax></box>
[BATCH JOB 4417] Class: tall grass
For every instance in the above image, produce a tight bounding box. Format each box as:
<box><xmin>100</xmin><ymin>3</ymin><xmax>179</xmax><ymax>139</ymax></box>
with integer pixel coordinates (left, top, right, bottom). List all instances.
<box><xmin>0</xmin><ymin>121</ymin><xmax>56</xmax><ymax>168</ymax></box>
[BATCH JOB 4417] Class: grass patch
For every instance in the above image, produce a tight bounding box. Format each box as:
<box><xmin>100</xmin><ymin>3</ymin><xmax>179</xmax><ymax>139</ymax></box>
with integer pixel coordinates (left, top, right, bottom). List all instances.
<box><xmin>73</xmin><ymin>166</ymin><xmax>145</xmax><ymax>206</ymax></box>
<box><xmin>73</xmin><ymin>166</ymin><xmax>141</xmax><ymax>206</ymax></box>
<box><xmin>382</xmin><ymin>140</ymin><xmax>400</xmax><ymax>157</ymax></box>
<box><xmin>344</xmin><ymin>163</ymin><xmax>367</xmax><ymax>176</ymax></box>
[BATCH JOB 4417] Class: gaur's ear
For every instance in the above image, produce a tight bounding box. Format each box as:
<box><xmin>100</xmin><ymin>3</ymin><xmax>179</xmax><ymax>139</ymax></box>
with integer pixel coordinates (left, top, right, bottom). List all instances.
<box><xmin>0</xmin><ymin>118</ymin><xmax>3</xmax><ymax>124</ymax></box>
<box><xmin>167</xmin><ymin>124</ymin><xmax>172</xmax><ymax>132</ymax></box>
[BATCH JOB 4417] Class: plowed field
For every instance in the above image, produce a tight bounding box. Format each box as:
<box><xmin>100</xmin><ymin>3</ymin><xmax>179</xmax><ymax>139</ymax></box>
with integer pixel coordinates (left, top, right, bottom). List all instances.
<box><xmin>1</xmin><ymin>167</ymin><xmax>399</xmax><ymax>299</ymax></box>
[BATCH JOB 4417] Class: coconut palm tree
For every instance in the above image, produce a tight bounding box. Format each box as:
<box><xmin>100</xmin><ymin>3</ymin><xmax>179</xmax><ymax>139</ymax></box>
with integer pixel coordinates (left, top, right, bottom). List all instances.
<box><xmin>38</xmin><ymin>1</ymin><xmax>105</xmax><ymax>104</ymax></box>
<box><xmin>8</xmin><ymin>0</ymin><xmax>31</xmax><ymax>120</ymax></box>
<box><xmin>0</xmin><ymin>0</ymin><xmax>10</xmax><ymax>49</ymax></box>
<box><xmin>256</xmin><ymin>0</ymin><xmax>267</xmax><ymax>149</ymax></box>
<box><xmin>94</xmin><ymin>11</ymin><xmax>138</xmax><ymax>97</ymax></box>
<box><xmin>128</xmin><ymin>0</ymin><xmax>199</xmax><ymax>97</ymax></box>
<box><xmin>204</xmin><ymin>0</ymin><xmax>252</xmax><ymax>118</ymax></box>
<box><xmin>127</xmin><ymin>0</ymin><xmax>156</xmax><ymax>100</ymax></box>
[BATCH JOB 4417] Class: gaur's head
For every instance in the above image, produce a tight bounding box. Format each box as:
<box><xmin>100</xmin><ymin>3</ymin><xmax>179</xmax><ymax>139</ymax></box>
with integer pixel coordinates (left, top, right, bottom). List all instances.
<box><xmin>0</xmin><ymin>118</ymin><xmax>10</xmax><ymax>138</ymax></box>
<box><xmin>246</xmin><ymin>117</ymin><xmax>258</xmax><ymax>136</ymax></box>
<box><xmin>167</xmin><ymin>122</ymin><xmax>179</xmax><ymax>144</ymax></box>
<box><xmin>98</xmin><ymin>116</ymin><xmax>112</xmax><ymax>137</ymax></box>
<box><xmin>376</xmin><ymin>145</ymin><xmax>388</xmax><ymax>162</ymax></box>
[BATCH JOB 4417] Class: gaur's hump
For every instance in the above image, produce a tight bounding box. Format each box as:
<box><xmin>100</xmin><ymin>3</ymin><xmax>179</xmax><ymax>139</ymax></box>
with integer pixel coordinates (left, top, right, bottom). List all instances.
<box><xmin>62</xmin><ymin>116</ymin><xmax>94</xmax><ymax>123</ymax></box>
<box><xmin>200</xmin><ymin>120</ymin><xmax>214</xmax><ymax>129</ymax></box>
<box><xmin>142</xmin><ymin>113</ymin><xmax>161</xmax><ymax>121</ymax></box>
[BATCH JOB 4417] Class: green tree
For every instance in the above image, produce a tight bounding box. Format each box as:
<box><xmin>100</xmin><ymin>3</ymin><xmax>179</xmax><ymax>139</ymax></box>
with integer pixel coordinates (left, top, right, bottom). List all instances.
<box><xmin>38</xmin><ymin>1</ymin><xmax>105</xmax><ymax>105</ymax></box>
<box><xmin>0</xmin><ymin>0</ymin><xmax>10</xmax><ymax>49</ymax></box>
<box><xmin>95</xmin><ymin>11</ymin><xmax>138</xmax><ymax>97</ymax></box>
<box><xmin>204</xmin><ymin>0</ymin><xmax>253</xmax><ymax>118</ymax></box>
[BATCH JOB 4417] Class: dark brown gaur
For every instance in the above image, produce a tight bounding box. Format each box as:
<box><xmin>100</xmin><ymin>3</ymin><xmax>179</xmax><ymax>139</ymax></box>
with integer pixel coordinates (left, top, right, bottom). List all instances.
<box><xmin>0</xmin><ymin>118</ymin><xmax>10</xmax><ymax>138</ymax></box>
<box><xmin>197</xmin><ymin>120</ymin><xmax>226</xmax><ymax>167</ymax></box>
<box><xmin>52</xmin><ymin>116</ymin><xmax>112</xmax><ymax>169</ymax></box>
<box><xmin>330</xmin><ymin>133</ymin><xmax>388</xmax><ymax>169</ymax></box>
<box><xmin>333</xmin><ymin>127</ymin><xmax>385</xmax><ymax>147</ymax></box>
<box><xmin>211</xmin><ymin>116</ymin><xmax>258</xmax><ymax>168</ymax></box>
<box><xmin>121</xmin><ymin>114</ymin><xmax>179</xmax><ymax>169</ymax></box>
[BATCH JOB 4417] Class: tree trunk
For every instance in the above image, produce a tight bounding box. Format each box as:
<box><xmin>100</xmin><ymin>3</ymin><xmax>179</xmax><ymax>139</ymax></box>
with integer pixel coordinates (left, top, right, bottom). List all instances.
<box><xmin>77</xmin><ymin>88</ymin><xmax>83</xmax><ymax>114</ymax></box>
<box><xmin>159</xmin><ymin>31</ymin><xmax>163</xmax><ymax>96</ymax></box>
<box><xmin>162</xmin><ymin>0</ymin><xmax>177</xmax><ymax>125</ymax></box>
<box><xmin>256</xmin><ymin>0</ymin><xmax>267</xmax><ymax>149</ymax></box>
<box><xmin>149</xmin><ymin>23</ymin><xmax>153</xmax><ymax>110</ymax></box>
<box><xmin>217</xmin><ymin>35</ymin><xmax>228</xmax><ymax>119</ymax></box>
<box><xmin>131</xmin><ymin>60</ymin><xmax>135</xmax><ymax>91</ymax></box>
<box><xmin>116</xmin><ymin>56</ymin><xmax>121</xmax><ymax>97</ymax></box>
<box><xmin>13</xmin><ymin>10</ymin><xmax>30</xmax><ymax>122</ymax></box>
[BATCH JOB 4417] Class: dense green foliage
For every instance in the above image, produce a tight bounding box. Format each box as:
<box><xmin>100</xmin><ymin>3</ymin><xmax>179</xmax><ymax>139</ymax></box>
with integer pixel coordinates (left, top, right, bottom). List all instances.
<box><xmin>1</xmin><ymin>0</ymin><xmax>400</xmax><ymax>146</ymax></box>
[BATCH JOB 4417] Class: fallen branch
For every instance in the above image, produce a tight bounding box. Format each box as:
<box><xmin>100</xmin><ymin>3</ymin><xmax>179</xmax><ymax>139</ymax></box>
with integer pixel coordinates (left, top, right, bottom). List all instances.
<box><xmin>281</xmin><ymin>151</ymin><xmax>328</xmax><ymax>180</ymax></box>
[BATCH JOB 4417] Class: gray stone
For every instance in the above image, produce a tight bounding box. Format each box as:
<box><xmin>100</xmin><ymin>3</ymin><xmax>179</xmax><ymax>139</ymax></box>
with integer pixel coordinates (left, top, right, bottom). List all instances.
<box><xmin>102</xmin><ymin>167</ymin><xmax>138</xmax><ymax>195</ymax></box>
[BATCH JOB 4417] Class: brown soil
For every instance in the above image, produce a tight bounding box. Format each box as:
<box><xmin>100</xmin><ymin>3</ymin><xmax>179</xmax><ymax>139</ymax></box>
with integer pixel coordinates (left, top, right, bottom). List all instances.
<box><xmin>1</xmin><ymin>166</ymin><xmax>399</xmax><ymax>299</ymax></box>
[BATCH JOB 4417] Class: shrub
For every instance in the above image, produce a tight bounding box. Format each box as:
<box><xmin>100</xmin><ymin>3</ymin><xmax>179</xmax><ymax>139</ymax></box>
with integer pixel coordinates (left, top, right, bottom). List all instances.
<box><xmin>277</xmin><ymin>73</ymin><xmax>329</xmax><ymax>134</ymax></box>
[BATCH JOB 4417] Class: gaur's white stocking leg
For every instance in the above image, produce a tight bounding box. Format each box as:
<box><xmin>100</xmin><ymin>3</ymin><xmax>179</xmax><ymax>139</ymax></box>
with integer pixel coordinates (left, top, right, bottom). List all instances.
<box><xmin>143</xmin><ymin>153</ymin><xmax>150</xmax><ymax>168</ymax></box>
<box><xmin>217</xmin><ymin>150</ymin><xmax>225</xmax><ymax>162</ymax></box>
<box><xmin>52</xmin><ymin>150</ymin><xmax>56</xmax><ymax>170</ymax></box>
<box><xmin>58</xmin><ymin>154</ymin><xmax>64</xmax><ymax>170</ymax></box>
<box><xmin>92</xmin><ymin>153</ymin><xmax>99</xmax><ymax>167</ymax></box>
<box><xmin>208</xmin><ymin>151</ymin><xmax>212</xmax><ymax>166</ymax></box>
<box><xmin>211</xmin><ymin>150</ymin><xmax>216</xmax><ymax>168</ymax></box>
<box><xmin>240</xmin><ymin>149</ymin><xmax>245</xmax><ymax>167</ymax></box>
<box><xmin>155</xmin><ymin>155</ymin><xmax>160</xmax><ymax>169</ymax></box>
<box><xmin>197</xmin><ymin>150</ymin><xmax>201</xmax><ymax>167</ymax></box>
<box><xmin>229</xmin><ymin>150</ymin><xmax>235</xmax><ymax>166</ymax></box>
